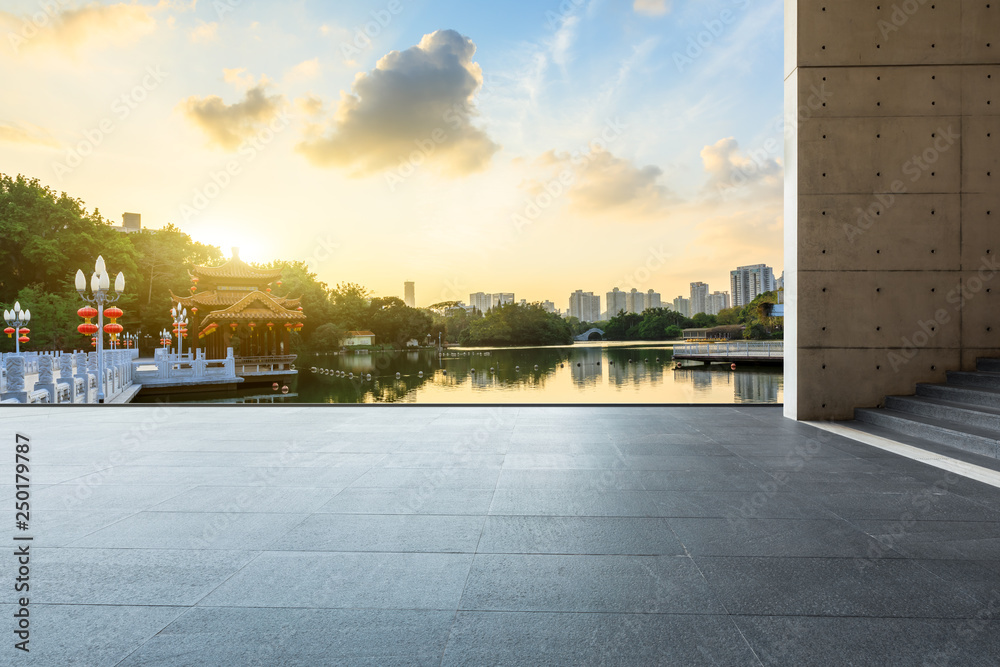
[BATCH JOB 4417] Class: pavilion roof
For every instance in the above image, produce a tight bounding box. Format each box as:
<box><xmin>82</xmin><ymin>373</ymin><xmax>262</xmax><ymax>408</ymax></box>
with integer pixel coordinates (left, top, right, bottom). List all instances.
<box><xmin>191</xmin><ymin>248</ymin><xmax>282</xmax><ymax>282</ymax></box>
<box><xmin>200</xmin><ymin>291</ymin><xmax>306</xmax><ymax>322</ymax></box>
<box><xmin>170</xmin><ymin>289</ymin><xmax>301</xmax><ymax>310</ymax></box>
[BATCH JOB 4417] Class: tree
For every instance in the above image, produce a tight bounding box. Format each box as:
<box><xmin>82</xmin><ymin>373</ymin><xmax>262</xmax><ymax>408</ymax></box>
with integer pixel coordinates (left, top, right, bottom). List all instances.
<box><xmin>330</xmin><ymin>282</ymin><xmax>372</xmax><ymax>330</ymax></box>
<box><xmin>743</xmin><ymin>322</ymin><xmax>769</xmax><ymax>340</ymax></box>
<box><xmin>309</xmin><ymin>322</ymin><xmax>346</xmax><ymax>352</ymax></box>
<box><xmin>459</xmin><ymin>303</ymin><xmax>571</xmax><ymax>347</ymax></box>
<box><xmin>716</xmin><ymin>306</ymin><xmax>742</xmax><ymax>325</ymax></box>
<box><xmin>691</xmin><ymin>312</ymin><xmax>718</xmax><ymax>328</ymax></box>
<box><xmin>367</xmin><ymin>297</ymin><xmax>433</xmax><ymax>347</ymax></box>
<box><xmin>665</xmin><ymin>324</ymin><xmax>683</xmax><ymax>339</ymax></box>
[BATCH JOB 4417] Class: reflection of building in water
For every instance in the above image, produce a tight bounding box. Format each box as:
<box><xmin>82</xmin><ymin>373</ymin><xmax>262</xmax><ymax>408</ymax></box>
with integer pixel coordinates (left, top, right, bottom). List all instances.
<box><xmin>340</xmin><ymin>353</ymin><xmax>375</xmax><ymax>373</ymax></box>
<box><xmin>671</xmin><ymin>367</ymin><xmax>730</xmax><ymax>393</ymax></box>
<box><xmin>606</xmin><ymin>356</ymin><xmax>666</xmax><ymax>387</ymax></box>
<box><xmin>734</xmin><ymin>371</ymin><xmax>780</xmax><ymax>403</ymax></box>
<box><xmin>570</xmin><ymin>348</ymin><xmax>603</xmax><ymax>386</ymax></box>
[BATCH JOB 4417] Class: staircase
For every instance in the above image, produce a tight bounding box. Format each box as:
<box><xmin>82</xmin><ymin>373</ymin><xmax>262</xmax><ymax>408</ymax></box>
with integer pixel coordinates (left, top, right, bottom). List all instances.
<box><xmin>854</xmin><ymin>358</ymin><xmax>1000</xmax><ymax>460</ymax></box>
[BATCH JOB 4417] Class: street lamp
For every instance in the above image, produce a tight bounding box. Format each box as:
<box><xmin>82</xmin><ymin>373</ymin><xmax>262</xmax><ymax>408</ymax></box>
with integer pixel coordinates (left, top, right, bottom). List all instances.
<box><xmin>170</xmin><ymin>305</ymin><xmax>188</xmax><ymax>356</ymax></box>
<box><xmin>160</xmin><ymin>328</ymin><xmax>172</xmax><ymax>349</ymax></box>
<box><xmin>75</xmin><ymin>256</ymin><xmax>125</xmax><ymax>403</ymax></box>
<box><xmin>3</xmin><ymin>302</ymin><xmax>31</xmax><ymax>354</ymax></box>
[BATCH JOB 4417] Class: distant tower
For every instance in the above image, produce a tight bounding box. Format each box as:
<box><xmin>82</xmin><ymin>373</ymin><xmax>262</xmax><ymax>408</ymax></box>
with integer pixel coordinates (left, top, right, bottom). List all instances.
<box><xmin>404</xmin><ymin>281</ymin><xmax>415</xmax><ymax>308</ymax></box>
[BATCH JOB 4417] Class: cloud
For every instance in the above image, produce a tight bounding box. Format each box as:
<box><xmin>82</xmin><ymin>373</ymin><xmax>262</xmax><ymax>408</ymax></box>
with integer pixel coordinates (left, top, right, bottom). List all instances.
<box><xmin>296</xmin><ymin>29</ymin><xmax>500</xmax><ymax>177</ymax></box>
<box><xmin>700</xmin><ymin>137</ymin><xmax>782</xmax><ymax>199</ymax></box>
<box><xmin>179</xmin><ymin>79</ymin><xmax>285</xmax><ymax>150</ymax></box>
<box><xmin>522</xmin><ymin>148</ymin><xmax>671</xmax><ymax>217</ymax></box>
<box><xmin>633</xmin><ymin>0</ymin><xmax>671</xmax><ymax>17</ymax></box>
<box><xmin>286</xmin><ymin>58</ymin><xmax>321</xmax><ymax>83</ymax></box>
<box><xmin>295</xmin><ymin>94</ymin><xmax>324</xmax><ymax>117</ymax></box>
<box><xmin>189</xmin><ymin>21</ymin><xmax>218</xmax><ymax>43</ymax></box>
<box><xmin>1</xmin><ymin>2</ymin><xmax>158</xmax><ymax>53</ymax></box>
<box><xmin>0</xmin><ymin>121</ymin><xmax>59</xmax><ymax>148</ymax></box>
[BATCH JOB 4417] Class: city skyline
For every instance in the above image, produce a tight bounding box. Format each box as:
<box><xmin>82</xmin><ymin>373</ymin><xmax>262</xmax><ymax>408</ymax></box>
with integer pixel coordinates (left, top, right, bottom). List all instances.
<box><xmin>1</xmin><ymin>0</ymin><xmax>783</xmax><ymax>304</ymax></box>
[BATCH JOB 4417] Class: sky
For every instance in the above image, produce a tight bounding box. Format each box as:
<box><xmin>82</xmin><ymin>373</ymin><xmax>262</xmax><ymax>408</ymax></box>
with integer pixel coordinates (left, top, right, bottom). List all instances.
<box><xmin>0</xmin><ymin>0</ymin><xmax>784</xmax><ymax>310</ymax></box>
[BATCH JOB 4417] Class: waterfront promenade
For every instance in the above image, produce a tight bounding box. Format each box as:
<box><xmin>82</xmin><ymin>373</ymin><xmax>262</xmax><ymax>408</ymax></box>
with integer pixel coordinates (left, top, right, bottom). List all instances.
<box><xmin>1</xmin><ymin>406</ymin><xmax>998</xmax><ymax>665</ymax></box>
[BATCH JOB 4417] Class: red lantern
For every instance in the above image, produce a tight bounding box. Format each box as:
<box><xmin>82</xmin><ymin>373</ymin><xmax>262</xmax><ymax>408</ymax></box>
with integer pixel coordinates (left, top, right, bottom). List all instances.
<box><xmin>18</xmin><ymin>327</ymin><xmax>29</xmax><ymax>335</ymax></box>
<box><xmin>284</xmin><ymin>323</ymin><xmax>293</xmax><ymax>330</ymax></box>
<box><xmin>230</xmin><ymin>322</ymin><xmax>238</xmax><ymax>330</ymax></box>
<box><xmin>294</xmin><ymin>323</ymin><xmax>303</xmax><ymax>331</ymax></box>
<box><xmin>192</xmin><ymin>307</ymin><xmax>199</xmax><ymax>314</ymax></box>
<box><xmin>18</xmin><ymin>336</ymin><xmax>29</xmax><ymax>344</ymax></box>
<box><xmin>78</xmin><ymin>306</ymin><xmax>98</xmax><ymax>319</ymax></box>
<box><xmin>3</xmin><ymin>327</ymin><xmax>14</xmax><ymax>338</ymax></box>
<box><xmin>266</xmin><ymin>287</ymin><xmax>271</xmax><ymax>293</ymax></box>
<box><xmin>77</xmin><ymin>323</ymin><xmax>99</xmax><ymax>335</ymax></box>
<box><xmin>104</xmin><ymin>307</ymin><xmax>123</xmax><ymax>319</ymax></box>
<box><xmin>297</xmin><ymin>306</ymin><xmax>303</xmax><ymax>312</ymax></box>
<box><xmin>276</xmin><ymin>280</ymin><xmax>282</xmax><ymax>287</ymax></box>
<box><xmin>190</xmin><ymin>286</ymin><xmax>197</xmax><ymax>292</ymax></box>
<box><xmin>103</xmin><ymin>323</ymin><xmax>123</xmax><ymax>335</ymax></box>
<box><xmin>191</xmin><ymin>276</ymin><xmax>199</xmax><ymax>283</ymax></box>
<box><xmin>248</xmin><ymin>321</ymin><xmax>257</xmax><ymax>330</ymax></box>
<box><xmin>267</xmin><ymin>322</ymin><xmax>275</xmax><ymax>331</ymax></box>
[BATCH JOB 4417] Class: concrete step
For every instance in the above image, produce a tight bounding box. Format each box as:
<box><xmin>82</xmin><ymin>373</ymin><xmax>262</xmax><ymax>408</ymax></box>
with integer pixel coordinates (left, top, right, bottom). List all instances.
<box><xmin>976</xmin><ymin>358</ymin><xmax>1000</xmax><ymax>373</ymax></box>
<box><xmin>885</xmin><ymin>395</ymin><xmax>1000</xmax><ymax>432</ymax></box>
<box><xmin>916</xmin><ymin>382</ymin><xmax>1000</xmax><ymax>410</ymax></box>
<box><xmin>946</xmin><ymin>370</ymin><xmax>1000</xmax><ymax>391</ymax></box>
<box><xmin>854</xmin><ymin>407</ymin><xmax>1000</xmax><ymax>459</ymax></box>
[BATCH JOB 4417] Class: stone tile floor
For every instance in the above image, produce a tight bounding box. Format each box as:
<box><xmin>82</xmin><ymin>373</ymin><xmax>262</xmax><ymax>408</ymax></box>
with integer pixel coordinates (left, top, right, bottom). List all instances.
<box><xmin>0</xmin><ymin>405</ymin><xmax>998</xmax><ymax>665</ymax></box>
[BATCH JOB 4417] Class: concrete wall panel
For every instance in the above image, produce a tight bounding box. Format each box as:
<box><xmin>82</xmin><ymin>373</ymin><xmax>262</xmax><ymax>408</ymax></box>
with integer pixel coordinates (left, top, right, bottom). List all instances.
<box><xmin>799</xmin><ymin>66</ymin><xmax>961</xmax><ymax>118</ymax></box>
<box><xmin>800</xmin><ymin>194</ymin><xmax>960</xmax><ymax>271</ymax></box>
<box><xmin>961</xmin><ymin>194</ymin><xmax>1000</xmax><ymax>269</ymax></box>
<box><xmin>962</xmin><ymin>116</ymin><xmax>1000</xmax><ymax>193</ymax></box>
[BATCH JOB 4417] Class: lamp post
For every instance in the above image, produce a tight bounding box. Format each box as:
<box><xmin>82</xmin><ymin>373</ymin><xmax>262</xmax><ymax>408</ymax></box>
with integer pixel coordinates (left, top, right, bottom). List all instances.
<box><xmin>171</xmin><ymin>305</ymin><xmax>188</xmax><ymax>357</ymax></box>
<box><xmin>3</xmin><ymin>302</ymin><xmax>31</xmax><ymax>354</ymax></box>
<box><xmin>160</xmin><ymin>328</ymin><xmax>172</xmax><ymax>350</ymax></box>
<box><xmin>75</xmin><ymin>256</ymin><xmax>125</xmax><ymax>403</ymax></box>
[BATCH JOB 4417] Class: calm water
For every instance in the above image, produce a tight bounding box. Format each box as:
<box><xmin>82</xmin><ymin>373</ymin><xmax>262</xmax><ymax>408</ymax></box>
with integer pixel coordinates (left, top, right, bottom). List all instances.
<box><xmin>136</xmin><ymin>341</ymin><xmax>783</xmax><ymax>404</ymax></box>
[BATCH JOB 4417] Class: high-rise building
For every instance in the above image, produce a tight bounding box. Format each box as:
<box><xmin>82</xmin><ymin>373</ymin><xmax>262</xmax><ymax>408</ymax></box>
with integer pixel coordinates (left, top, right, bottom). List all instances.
<box><xmin>626</xmin><ymin>288</ymin><xmax>645</xmax><ymax>314</ymax></box>
<box><xmin>606</xmin><ymin>288</ymin><xmax>627</xmax><ymax>318</ymax></box>
<box><xmin>705</xmin><ymin>291</ymin><xmax>731</xmax><ymax>315</ymax></box>
<box><xmin>646</xmin><ymin>289</ymin><xmax>662</xmax><ymax>310</ymax></box>
<box><xmin>403</xmin><ymin>281</ymin><xmax>415</xmax><ymax>308</ymax></box>
<box><xmin>673</xmin><ymin>296</ymin><xmax>691</xmax><ymax>317</ymax></box>
<box><xmin>730</xmin><ymin>264</ymin><xmax>776</xmax><ymax>307</ymax></box>
<box><xmin>469</xmin><ymin>292</ymin><xmax>515</xmax><ymax>312</ymax></box>
<box><xmin>690</xmin><ymin>282</ymin><xmax>709</xmax><ymax>316</ymax></box>
<box><xmin>114</xmin><ymin>212</ymin><xmax>142</xmax><ymax>234</ymax></box>
<box><xmin>542</xmin><ymin>300</ymin><xmax>556</xmax><ymax>314</ymax></box>
<box><xmin>776</xmin><ymin>270</ymin><xmax>785</xmax><ymax>291</ymax></box>
<box><xmin>568</xmin><ymin>290</ymin><xmax>601</xmax><ymax>322</ymax></box>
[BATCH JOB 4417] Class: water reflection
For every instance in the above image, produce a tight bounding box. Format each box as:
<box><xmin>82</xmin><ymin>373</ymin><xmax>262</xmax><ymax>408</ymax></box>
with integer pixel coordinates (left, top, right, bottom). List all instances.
<box><xmin>136</xmin><ymin>342</ymin><xmax>783</xmax><ymax>404</ymax></box>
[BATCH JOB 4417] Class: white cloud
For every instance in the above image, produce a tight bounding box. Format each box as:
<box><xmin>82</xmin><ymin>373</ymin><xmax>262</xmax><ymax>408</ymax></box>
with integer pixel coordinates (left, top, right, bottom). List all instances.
<box><xmin>633</xmin><ymin>0</ymin><xmax>671</xmax><ymax>17</ymax></box>
<box><xmin>189</xmin><ymin>21</ymin><xmax>218</xmax><ymax>43</ymax></box>
<box><xmin>523</xmin><ymin>148</ymin><xmax>671</xmax><ymax>218</ymax></box>
<box><xmin>0</xmin><ymin>121</ymin><xmax>59</xmax><ymax>148</ymax></box>
<box><xmin>285</xmin><ymin>58</ymin><xmax>321</xmax><ymax>83</ymax></box>
<box><xmin>179</xmin><ymin>78</ymin><xmax>286</xmax><ymax>150</ymax></box>
<box><xmin>0</xmin><ymin>2</ymin><xmax>158</xmax><ymax>54</ymax></box>
<box><xmin>700</xmin><ymin>137</ymin><xmax>782</xmax><ymax>199</ymax></box>
<box><xmin>296</xmin><ymin>30</ymin><xmax>499</xmax><ymax>177</ymax></box>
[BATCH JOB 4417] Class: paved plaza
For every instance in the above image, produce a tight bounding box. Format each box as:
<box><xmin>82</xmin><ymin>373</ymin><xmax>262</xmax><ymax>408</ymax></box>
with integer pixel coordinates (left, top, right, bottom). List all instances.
<box><xmin>1</xmin><ymin>405</ymin><xmax>999</xmax><ymax>665</ymax></box>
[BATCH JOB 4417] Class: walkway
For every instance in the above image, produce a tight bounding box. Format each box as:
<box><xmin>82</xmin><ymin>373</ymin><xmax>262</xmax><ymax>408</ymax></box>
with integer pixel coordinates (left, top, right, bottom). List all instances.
<box><xmin>674</xmin><ymin>341</ymin><xmax>783</xmax><ymax>364</ymax></box>
<box><xmin>1</xmin><ymin>406</ymin><xmax>997</xmax><ymax>665</ymax></box>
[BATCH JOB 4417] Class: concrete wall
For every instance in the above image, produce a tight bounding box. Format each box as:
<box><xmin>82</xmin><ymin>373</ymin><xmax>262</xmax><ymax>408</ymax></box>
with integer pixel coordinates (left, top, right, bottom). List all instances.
<box><xmin>786</xmin><ymin>0</ymin><xmax>1000</xmax><ymax>420</ymax></box>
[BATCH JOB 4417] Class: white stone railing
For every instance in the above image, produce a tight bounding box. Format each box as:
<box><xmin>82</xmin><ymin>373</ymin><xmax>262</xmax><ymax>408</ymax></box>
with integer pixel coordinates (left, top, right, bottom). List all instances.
<box><xmin>0</xmin><ymin>349</ymin><xmax>137</xmax><ymax>404</ymax></box>
<box><xmin>234</xmin><ymin>355</ymin><xmax>297</xmax><ymax>375</ymax></box>
<box><xmin>134</xmin><ymin>348</ymin><xmax>239</xmax><ymax>385</ymax></box>
<box><xmin>673</xmin><ymin>341</ymin><xmax>784</xmax><ymax>359</ymax></box>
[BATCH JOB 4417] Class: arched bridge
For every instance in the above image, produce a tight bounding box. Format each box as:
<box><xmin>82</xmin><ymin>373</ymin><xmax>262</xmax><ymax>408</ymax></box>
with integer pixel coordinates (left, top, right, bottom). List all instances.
<box><xmin>574</xmin><ymin>328</ymin><xmax>605</xmax><ymax>341</ymax></box>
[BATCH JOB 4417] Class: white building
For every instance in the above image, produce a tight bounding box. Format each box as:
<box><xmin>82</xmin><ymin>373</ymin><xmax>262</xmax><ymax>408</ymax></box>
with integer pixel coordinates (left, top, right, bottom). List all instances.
<box><xmin>730</xmin><ymin>264</ymin><xmax>776</xmax><ymax>307</ymax></box>
<box><xmin>542</xmin><ymin>300</ymin><xmax>556</xmax><ymax>314</ymax></box>
<box><xmin>625</xmin><ymin>288</ymin><xmax>645</xmax><ymax>315</ymax></box>
<box><xmin>403</xmin><ymin>281</ymin><xmax>415</xmax><ymax>308</ymax></box>
<box><xmin>568</xmin><ymin>290</ymin><xmax>601</xmax><ymax>322</ymax></box>
<box><xmin>673</xmin><ymin>296</ymin><xmax>691</xmax><ymax>318</ymax></box>
<box><xmin>645</xmin><ymin>289</ymin><xmax>662</xmax><ymax>310</ymax></box>
<box><xmin>469</xmin><ymin>292</ymin><xmax>515</xmax><ymax>312</ymax></box>
<box><xmin>114</xmin><ymin>212</ymin><xmax>142</xmax><ymax>234</ymax></box>
<box><xmin>705</xmin><ymin>291</ymin><xmax>731</xmax><ymax>315</ymax></box>
<box><xmin>344</xmin><ymin>330</ymin><xmax>375</xmax><ymax>346</ymax></box>
<box><xmin>690</xmin><ymin>282</ymin><xmax>709</xmax><ymax>316</ymax></box>
<box><xmin>606</xmin><ymin>288</ymin><xmax>628</xmax><ymax>318</ymax></box>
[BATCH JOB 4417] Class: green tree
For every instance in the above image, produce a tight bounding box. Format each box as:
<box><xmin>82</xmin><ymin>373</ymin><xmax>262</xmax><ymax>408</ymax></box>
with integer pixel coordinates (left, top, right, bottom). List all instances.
<box><xmin>330</xmin><ymin>282</ymin><xmax>372</xmax><ymax>330</ymax></box>
<box><xmin>665</xmin><ymin>324</ymin><xmax>683</xmax><ymax>339</ymax></box>
<box><xmin>309</xmin><ymin>322</ymin><xmax>346</xmax><ymax>352</ymax></box>
<box><xmin>716</xmin><ymin>306</ymin><xmax>742</xmax><ymax>325</ymax></box>
<box><xmin>459</xmin><ymin>303</ymin><xmax>571</xmax><ymax>347</ymax></box>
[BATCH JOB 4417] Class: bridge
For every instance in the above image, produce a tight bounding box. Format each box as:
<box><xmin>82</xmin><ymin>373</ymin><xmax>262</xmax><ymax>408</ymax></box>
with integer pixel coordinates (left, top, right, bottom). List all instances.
<box><xmin>574</xmin><ymin>328</ymin><xmax>605</xmax><ymax>341</ymax></box>
<box><xmin>673</xmin><ymin>340</ymin><xmax>783</xmax><ymax>364</ymax></box>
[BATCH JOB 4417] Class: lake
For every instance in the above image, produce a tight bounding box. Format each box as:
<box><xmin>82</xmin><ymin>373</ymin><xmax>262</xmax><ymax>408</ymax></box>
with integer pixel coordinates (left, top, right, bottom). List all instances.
<box><xmin>135</xmin><ymin>341</ymin><xmax>783</xmax><ymax>404</ymax></box>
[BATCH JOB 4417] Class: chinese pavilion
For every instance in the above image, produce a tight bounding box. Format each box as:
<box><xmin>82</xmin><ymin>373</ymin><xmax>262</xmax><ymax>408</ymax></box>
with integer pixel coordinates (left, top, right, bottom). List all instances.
<box><xmin>170</xmin><ymin>248</ymin><xmax>305</xmax><ymax>360</ymax></box>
